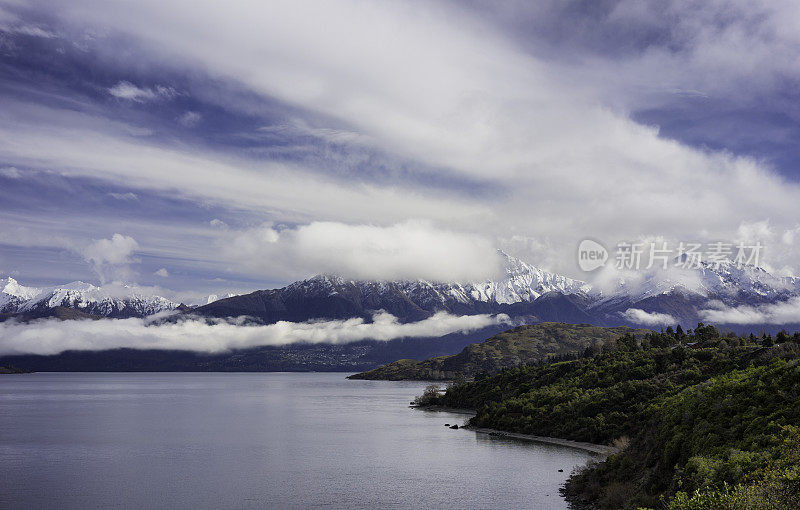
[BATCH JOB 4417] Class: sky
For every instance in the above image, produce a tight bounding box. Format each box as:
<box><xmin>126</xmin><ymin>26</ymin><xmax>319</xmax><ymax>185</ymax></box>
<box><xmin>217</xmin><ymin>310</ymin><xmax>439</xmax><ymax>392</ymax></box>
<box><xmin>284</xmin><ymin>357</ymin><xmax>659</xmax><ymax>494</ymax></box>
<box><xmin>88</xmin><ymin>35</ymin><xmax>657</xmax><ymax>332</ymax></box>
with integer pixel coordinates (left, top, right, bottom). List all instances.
<box><xmin>1</xmin><ymin>0</ymin><xmax>800</xmax><ymax>302</ymax></box>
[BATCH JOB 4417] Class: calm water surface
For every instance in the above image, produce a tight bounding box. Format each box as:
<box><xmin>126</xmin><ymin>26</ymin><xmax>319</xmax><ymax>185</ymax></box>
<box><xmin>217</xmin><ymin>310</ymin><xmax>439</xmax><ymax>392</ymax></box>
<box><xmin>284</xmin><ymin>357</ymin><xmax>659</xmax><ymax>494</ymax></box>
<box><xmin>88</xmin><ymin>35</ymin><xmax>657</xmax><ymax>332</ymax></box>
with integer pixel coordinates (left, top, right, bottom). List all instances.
<box><xmin>0</xmin><ymin>373</ymin><xmax>596</xmax><ymax>509</ymax></box>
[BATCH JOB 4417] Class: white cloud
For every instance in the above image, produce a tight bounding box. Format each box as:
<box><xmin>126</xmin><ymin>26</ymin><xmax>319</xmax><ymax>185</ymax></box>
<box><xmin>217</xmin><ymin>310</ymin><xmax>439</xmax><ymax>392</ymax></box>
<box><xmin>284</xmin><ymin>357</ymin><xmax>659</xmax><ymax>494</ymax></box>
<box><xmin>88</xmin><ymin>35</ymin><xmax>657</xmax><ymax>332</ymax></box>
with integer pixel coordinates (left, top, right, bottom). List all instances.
<box><xmin>82</xmin><ymin>234</ymin><xmax>139</xmax><ymax>282</ymax></box>
<box><xmin>0</xmin><ymin>6</ymin><xmax>56</xmax><ymax>39</ymax></box>
<box><xmin>0</xmin><ymin>311</ymin><xmax>510</xmax><ymax>355</ymax></box>
<box><xmin>219</xmin><ymin>220</ymin><xmax>505</xmax><ymax>282</ymax></box>
<box><xmin>108</xmin><ymin>81</ymin><xmax>175</xmax><ymax>102</ymax></box>
<box><xmin>107</xmin><ymin>192</ymin><xmax>138</xmax><ymax>201</ymax></box>
<box><xmin>154</xmin><ymin>268</ymin><xmax>169</xmax><ymax>277</ymax></box>
<box><xmin>83</xmin><ymin>233</ymin><xmax>138</xmax><ymax>266</ymax></box>
<box><xmin>3</xmin><ymin>1</ymin><xmax>800</xmax><ymax>285</ymax></box>
<box><xmin>0</xmin><ymin>100</ymin><xmax>486</xmax><ymax>232</ymax></box>
<box><xmin>699</xmin><ymin>298</ymin><xmax>800</xmax><ymax>325</ymax></box>
<box><xmin>259</xmin><ymin>118</ymin><xmax>372</xmax><ymax>146</ymax></box>
<box><xmin>177</xmin><ymin>111</ymin><xmax>201</xmax><ymax>127</ymax></box>
<box><xmin>0</xmin><ymin>166</ymin><xmax>21</xmax><ymax>178</ymax></box>
<box><xmin>620</xmin><ymin>308</ymin><xmax>677</xmax><ymax>326</ymax></box>
<box><xmin>11</xmin><ymin>24</ymin><xmax>56</xmax><ymax>38</ymax></box>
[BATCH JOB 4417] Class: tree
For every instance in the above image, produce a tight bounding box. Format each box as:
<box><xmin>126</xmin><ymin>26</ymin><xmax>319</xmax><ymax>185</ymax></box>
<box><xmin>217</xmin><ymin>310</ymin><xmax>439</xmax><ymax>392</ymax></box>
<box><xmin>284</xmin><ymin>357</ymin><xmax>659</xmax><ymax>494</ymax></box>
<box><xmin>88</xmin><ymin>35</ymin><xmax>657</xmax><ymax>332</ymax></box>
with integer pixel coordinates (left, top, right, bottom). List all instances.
<box><xmin>694</xmin><ymin>323</ymin><xmax>720</xmax><ymax>342</ymax></box>
<box><xmin>451</xmin><ymin>373</ymin><xmax>467</xmax><ymax>387</ymax></box>
<box><xmin>414</xmin><ymin>384</ymin><xmax>441</xmax><ymax>405</ymax></box>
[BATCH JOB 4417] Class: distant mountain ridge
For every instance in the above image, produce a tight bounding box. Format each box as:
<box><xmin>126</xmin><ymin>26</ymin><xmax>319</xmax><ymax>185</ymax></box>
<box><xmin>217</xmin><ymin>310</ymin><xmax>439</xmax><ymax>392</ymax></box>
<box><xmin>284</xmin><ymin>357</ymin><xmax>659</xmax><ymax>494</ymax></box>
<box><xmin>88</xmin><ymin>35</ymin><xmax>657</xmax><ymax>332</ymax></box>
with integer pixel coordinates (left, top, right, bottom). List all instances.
<box><xmin>194</xmin><ymin>252</ymin><xmax>594</xmax><ymax>324</ymax></box>
<box><xmin>0</xmin><ymin>277</ymin><xmax>178</xmax><ymax>318</ymax></box>
<box><xmin>195</xmin><ymin>254</ymin><xmax>800</xmax><ymax>330</ymax></box>
<box><xmin>4</xmin><ymin>252</ymin><xmax>800</xmax><ymax>328</ymax></box>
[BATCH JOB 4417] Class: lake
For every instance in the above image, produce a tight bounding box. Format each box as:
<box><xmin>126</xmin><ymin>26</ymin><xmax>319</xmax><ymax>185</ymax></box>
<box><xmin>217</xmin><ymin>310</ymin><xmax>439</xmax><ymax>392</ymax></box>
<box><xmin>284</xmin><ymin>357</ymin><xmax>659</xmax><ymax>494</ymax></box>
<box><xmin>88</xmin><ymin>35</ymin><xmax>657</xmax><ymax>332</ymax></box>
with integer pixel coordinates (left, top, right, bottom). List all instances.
<box><xmin>0</xmin><ymin>373</ymin><xmax>597</xmax><ymax>509</ymax></box>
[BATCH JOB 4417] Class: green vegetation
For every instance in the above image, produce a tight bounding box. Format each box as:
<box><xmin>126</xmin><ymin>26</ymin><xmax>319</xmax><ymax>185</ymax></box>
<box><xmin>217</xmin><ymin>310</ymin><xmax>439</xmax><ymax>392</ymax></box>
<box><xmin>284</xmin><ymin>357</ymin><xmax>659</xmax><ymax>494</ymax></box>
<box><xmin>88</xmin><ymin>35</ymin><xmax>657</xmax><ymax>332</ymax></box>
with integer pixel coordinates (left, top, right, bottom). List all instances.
<box><xmin>348</xmin><ymin>322</ymin><xmax>649</xmax><ymax>380</ymax></box>
<box><xmin>413</xmin><ymin>384</ymin><xmax>443</xmax><ymax>406</ymax></box>
<box><xmin>0</xmin><ymin>364</ymin><xmax>31</xmax><ymax>374</ymax></box>
<box><xmin>426</xmin><ymin>325</ymin><xmax>800</xmax><ymax>509</ymax></box>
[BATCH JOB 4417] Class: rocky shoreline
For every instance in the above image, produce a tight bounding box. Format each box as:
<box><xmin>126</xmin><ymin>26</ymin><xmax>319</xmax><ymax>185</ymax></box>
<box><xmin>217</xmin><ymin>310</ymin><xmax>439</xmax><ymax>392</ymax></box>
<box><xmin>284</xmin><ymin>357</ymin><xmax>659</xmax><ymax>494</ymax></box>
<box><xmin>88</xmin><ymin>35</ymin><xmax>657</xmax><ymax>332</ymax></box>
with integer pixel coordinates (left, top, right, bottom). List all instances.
<box><xmin>415</xmin><ymin>404</ymin><xmax>619</xmax><ymax>456</ymax></box>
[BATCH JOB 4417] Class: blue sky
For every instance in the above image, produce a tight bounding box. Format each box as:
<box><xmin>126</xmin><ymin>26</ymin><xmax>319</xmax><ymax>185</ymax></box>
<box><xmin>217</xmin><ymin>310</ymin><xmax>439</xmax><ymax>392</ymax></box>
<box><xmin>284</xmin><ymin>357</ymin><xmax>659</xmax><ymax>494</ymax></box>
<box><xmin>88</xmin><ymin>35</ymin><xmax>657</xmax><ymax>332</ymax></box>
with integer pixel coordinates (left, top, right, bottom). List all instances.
<box><xmin>1</xmin><ymin>0</ymin><xmax>800</xmax><ymax>301</ymax></box>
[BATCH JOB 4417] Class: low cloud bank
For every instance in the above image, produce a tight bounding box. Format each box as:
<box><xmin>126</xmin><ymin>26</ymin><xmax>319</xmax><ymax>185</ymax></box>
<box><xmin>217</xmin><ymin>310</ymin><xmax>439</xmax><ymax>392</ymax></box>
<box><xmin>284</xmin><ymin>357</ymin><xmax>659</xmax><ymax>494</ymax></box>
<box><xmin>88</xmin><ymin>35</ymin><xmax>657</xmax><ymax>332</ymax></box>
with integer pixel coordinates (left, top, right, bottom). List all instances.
<box><xmin>0</xmin><ymin>311</ymin><xmax>510</xmax><ymax>356</ymax></box>
<box><xmin>699</xmin><ymin>298</ymin><xmax>800</xmax><ymax>325</ymax></box>
<box><xmin>621</xmin><ymin>308</ymin><xmax>677</xmax><ymax>326</ymax></box>
<box><xmin>219</xmin><ymin>220</ymin><xmax>505</xmax><ymax>283</ymax></box>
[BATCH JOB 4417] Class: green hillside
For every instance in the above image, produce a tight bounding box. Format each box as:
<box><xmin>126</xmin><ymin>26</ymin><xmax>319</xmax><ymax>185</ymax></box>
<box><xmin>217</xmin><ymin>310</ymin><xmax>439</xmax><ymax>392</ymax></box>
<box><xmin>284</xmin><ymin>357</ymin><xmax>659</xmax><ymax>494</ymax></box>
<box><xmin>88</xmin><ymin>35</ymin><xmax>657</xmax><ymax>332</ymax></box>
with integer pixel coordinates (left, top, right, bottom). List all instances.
<box><xmin>348</xmin><ymin>322</ymin><xmax>650</xmax><ymax>380</ymax></box>
<box><xmin>428</xmin><ymin>325</ymin><xmax>800</xmax><ymax>509</ymax></box>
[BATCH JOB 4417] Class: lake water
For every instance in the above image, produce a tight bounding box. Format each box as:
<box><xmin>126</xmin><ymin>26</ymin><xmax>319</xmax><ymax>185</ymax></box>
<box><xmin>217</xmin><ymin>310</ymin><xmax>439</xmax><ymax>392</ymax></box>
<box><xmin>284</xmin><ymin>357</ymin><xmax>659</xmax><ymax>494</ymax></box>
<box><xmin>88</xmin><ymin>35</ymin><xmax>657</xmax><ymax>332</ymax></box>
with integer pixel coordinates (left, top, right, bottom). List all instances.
<box><xmin>0</xmin><ymin>373</ymin><xmax>596</xmax><ymax>509</ymax></box>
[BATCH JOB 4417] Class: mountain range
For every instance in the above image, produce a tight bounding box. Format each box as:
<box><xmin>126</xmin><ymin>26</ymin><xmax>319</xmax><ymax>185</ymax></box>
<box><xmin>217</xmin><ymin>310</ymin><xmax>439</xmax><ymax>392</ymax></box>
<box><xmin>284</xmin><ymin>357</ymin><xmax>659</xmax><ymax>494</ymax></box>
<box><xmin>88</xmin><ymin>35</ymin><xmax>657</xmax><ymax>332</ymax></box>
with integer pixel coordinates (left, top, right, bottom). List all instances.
<box><xmin>193</xmin><ymin>253</ymin><xmax>800</xmax><ymax>330</ymax></box>
<box><xmin>2</xmin><ymin>252</ymin><xmax>799</xmax><ymax>330</ymax></box>
<box><xmin>0</xmin><ymin>278</ymin><xmax>179</xmax><ymax>319</ymax></box>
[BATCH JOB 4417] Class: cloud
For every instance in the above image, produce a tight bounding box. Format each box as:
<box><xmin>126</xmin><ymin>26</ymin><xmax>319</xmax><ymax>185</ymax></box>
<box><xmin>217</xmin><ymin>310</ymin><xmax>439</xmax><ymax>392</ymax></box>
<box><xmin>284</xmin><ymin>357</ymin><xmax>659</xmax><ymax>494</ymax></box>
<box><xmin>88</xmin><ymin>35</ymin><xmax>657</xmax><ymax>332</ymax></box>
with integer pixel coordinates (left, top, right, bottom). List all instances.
<box><xmin>0</xmin><ymin>311</ymin><xmax>510</xmax><ymax>355</ymax></box>
<box><xmin>471</xmin><ymin>1</ymin><xmax>800</xmax><ymax>111</ymax></box>
<box><xmin>10</xmin><ymin>24</ymin><xmax>56</xmax><ymax>38</ymax></box>
<box><xmin>81</xmin><ymin>234</ymin><xmax>139</xmax><ymax>282</ymax></box>
<box><xmin>219</xmin><ymin>219</ymin><xmax>505</xmax><ymax>282</ymax></box>
<box><xmin>0</xmin><ymin>6</ymin><xmax>56</xmax><ymax>39</ymax></box>
<box><xmin>108</xmin><ymin>81</ymin><xmax>175</xmax><ymax>102</ymax></box>
<box><xmin>0</xmin><ymin>166</ymin><xmax>21</xmax><ymax>178</ymax></box>
<box><xmin>154</xmin><ymin>268</ymin><xmax>169</xmax><ymax>277</ymax></box>
<box><xmin>258</xmin><ymin>118</ymin><xmax>372</xmax><ymax>146</ymax></box>
<box><xmin>0</xmin><ymin>100</ymin><xmax>485</xmax><ymax>233</ymax></box>
<box><xmin>699</xmin><ymin>298</ymin><xmax>800</xmax><ymax>325</ymax></box>
<box><xmin>83</xmin><ymin>234</ymin><xmax>138</xmax><ymax>266</ymax></box>
<box><xmin>107</xmin><ymin>192</ymin><xmax>138</xmax><ymax>201</ymax></box>
<box><xmin>620</xmin><ymin>308</ymin><xmax>677</xmax><ymax>326</ymax></box>
<box><xmin>177</xmin><ymin>111</ymin><xmax>201</xmax><ymax>127</ymax></box>
<box><xmin>3</xmin><ymin>1</ymin><xmax>800</xmax><ymax>288</ymax></box>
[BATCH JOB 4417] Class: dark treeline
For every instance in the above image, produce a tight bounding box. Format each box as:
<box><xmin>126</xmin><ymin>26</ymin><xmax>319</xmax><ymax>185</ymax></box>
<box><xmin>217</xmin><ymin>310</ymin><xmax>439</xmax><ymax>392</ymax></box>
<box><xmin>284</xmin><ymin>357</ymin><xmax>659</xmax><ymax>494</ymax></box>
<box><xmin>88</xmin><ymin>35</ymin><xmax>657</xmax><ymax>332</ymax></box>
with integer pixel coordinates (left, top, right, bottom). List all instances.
<box><xmin>429</xmin><ymin>324</ymin><xmax>800</xmax><ymax>509</ymax></box>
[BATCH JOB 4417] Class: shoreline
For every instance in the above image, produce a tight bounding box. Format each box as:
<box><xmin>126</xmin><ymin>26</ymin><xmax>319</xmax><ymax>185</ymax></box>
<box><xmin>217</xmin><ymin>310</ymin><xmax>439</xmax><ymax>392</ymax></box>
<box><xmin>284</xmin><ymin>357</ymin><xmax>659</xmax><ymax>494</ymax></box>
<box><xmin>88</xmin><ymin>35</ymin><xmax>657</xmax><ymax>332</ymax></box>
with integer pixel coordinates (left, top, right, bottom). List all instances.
<box><xmin>415</xmin><ymin>405</ymin><xmax>619</xmax><ymax>457</ymax></box>
<box><xmin>410</xmin><ymin>404</ymin><xmax>477</xmax><ymax>415</ymax></box>
<box><xmin>467</xmin><ymin>427</ymin><xmax>620</xmax><ymax>456</ymax></box>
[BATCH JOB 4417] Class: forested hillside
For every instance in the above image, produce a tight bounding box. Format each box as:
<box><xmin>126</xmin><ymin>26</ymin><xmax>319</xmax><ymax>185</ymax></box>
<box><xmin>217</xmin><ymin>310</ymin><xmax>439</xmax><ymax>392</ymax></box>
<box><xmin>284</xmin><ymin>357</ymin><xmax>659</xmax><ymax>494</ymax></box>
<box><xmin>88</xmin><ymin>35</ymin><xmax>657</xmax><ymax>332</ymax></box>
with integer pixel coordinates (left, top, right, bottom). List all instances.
<box><xmin>349</xmin><ymin>322</ymin><xmax>649</xmax><ymax>380</ymax></box>
<box><xmin>429</xmin><ymin>325</ymin><xmax>800</xmax><ymax>509</ymax></box>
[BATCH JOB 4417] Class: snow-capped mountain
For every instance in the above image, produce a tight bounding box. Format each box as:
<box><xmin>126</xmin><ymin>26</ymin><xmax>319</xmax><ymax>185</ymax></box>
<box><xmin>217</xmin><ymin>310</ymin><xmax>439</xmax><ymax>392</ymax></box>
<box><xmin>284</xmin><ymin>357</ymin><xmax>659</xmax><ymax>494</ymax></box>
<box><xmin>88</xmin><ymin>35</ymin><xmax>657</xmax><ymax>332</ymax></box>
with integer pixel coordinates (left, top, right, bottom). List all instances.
<box><xmin>608</xmin><ymin>260</ymin><xmax>800</xmax><ymax>303</ymax></box>
<box><xmin>196</xmin><ymin>252</ymin><xmax>800</xmax><ymax>329</ymax></box>
<box><xmin>288</xmin><ymin>251</ymin><xmax>589</xmax><ymax>307</ymax></box>
<box><xmin>0</xmin><ymin>277</ymin><xmax>42</xmax><ymax>313</ymax></box>
<box><xmin>1</xmin><ymin>279</ymin><xmax>179</xmax><ymax>318</ymax></box>
<box><xmin>456</xmin><ymin>252</ymin><xmax>591</xmax><ymax>304</ymax></box>
<box><xmin>205</xmin><ymin>293</ymin><xmax>240</xmax><ymax>305</ymax></box>
<box><xmin>697</xmin><ymin>261</ymin><xmax>800</xmax><ymax>299</ymax></box>
<box><xmin>5</xmin><ymin>251</ymin><xmax>799</xmax><ymax>328</ymax></box>
<box><xmin>196</xmin><ymin>252</ymin><xmax>596</xmax><ymax>324</ymax></box>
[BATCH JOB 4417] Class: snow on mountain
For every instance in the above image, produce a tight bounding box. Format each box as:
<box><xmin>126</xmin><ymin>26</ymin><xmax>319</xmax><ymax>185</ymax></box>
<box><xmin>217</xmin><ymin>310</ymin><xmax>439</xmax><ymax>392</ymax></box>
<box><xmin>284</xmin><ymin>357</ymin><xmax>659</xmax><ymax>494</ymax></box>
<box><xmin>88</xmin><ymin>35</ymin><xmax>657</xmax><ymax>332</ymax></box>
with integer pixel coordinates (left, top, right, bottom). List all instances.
<box><xmin>698</xmin><ymin>260</ymin><xmax>800</xmax><ymax>299</ymax></box>
<box><xmin>0</xmin><ymin>277</ymin><xmax>42</xmax><ymax>313</ymax></box>
<box><xmin>464</xmin><ymin>252</ymin><xmax>591</xmax><ymax>304</ymax></box>
<box><xmin>285</xmin><ymin>252</ymin><xmax>591</xmax><ymax>309</ymax></box>
<box><xmin>609</xmin><ymin>260</ymin><xmax>800</xmax><ymax>303</ymax></box>
<box><xmin>1</xmin><ymin>278</ymin><xmax>179</xmax><ymax>318</ymax></box>
<box><xmin>4</xmin><ymin>251</ymin><xmax>800</xmax><ymax>326</ymax></box>
<box><xmin>206</xmin><ymin>293</ymin><xmax>240</xmax><ymax>305</ymax></box>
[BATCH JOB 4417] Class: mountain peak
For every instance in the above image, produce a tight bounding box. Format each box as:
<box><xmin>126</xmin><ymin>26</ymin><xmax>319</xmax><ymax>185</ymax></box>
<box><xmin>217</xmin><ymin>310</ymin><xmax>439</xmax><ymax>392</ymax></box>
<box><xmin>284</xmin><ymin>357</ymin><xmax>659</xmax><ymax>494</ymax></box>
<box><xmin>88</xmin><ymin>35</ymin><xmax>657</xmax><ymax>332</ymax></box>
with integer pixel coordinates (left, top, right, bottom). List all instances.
<box><xmin>0</xmin><ymin>276</ymin><xmax>178</xmax><ymax>318</ymax></box>
<box><xmin>1</xmin><ymin>276</ymin><xmax>41</xmax><ymax>300</ymax></box>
